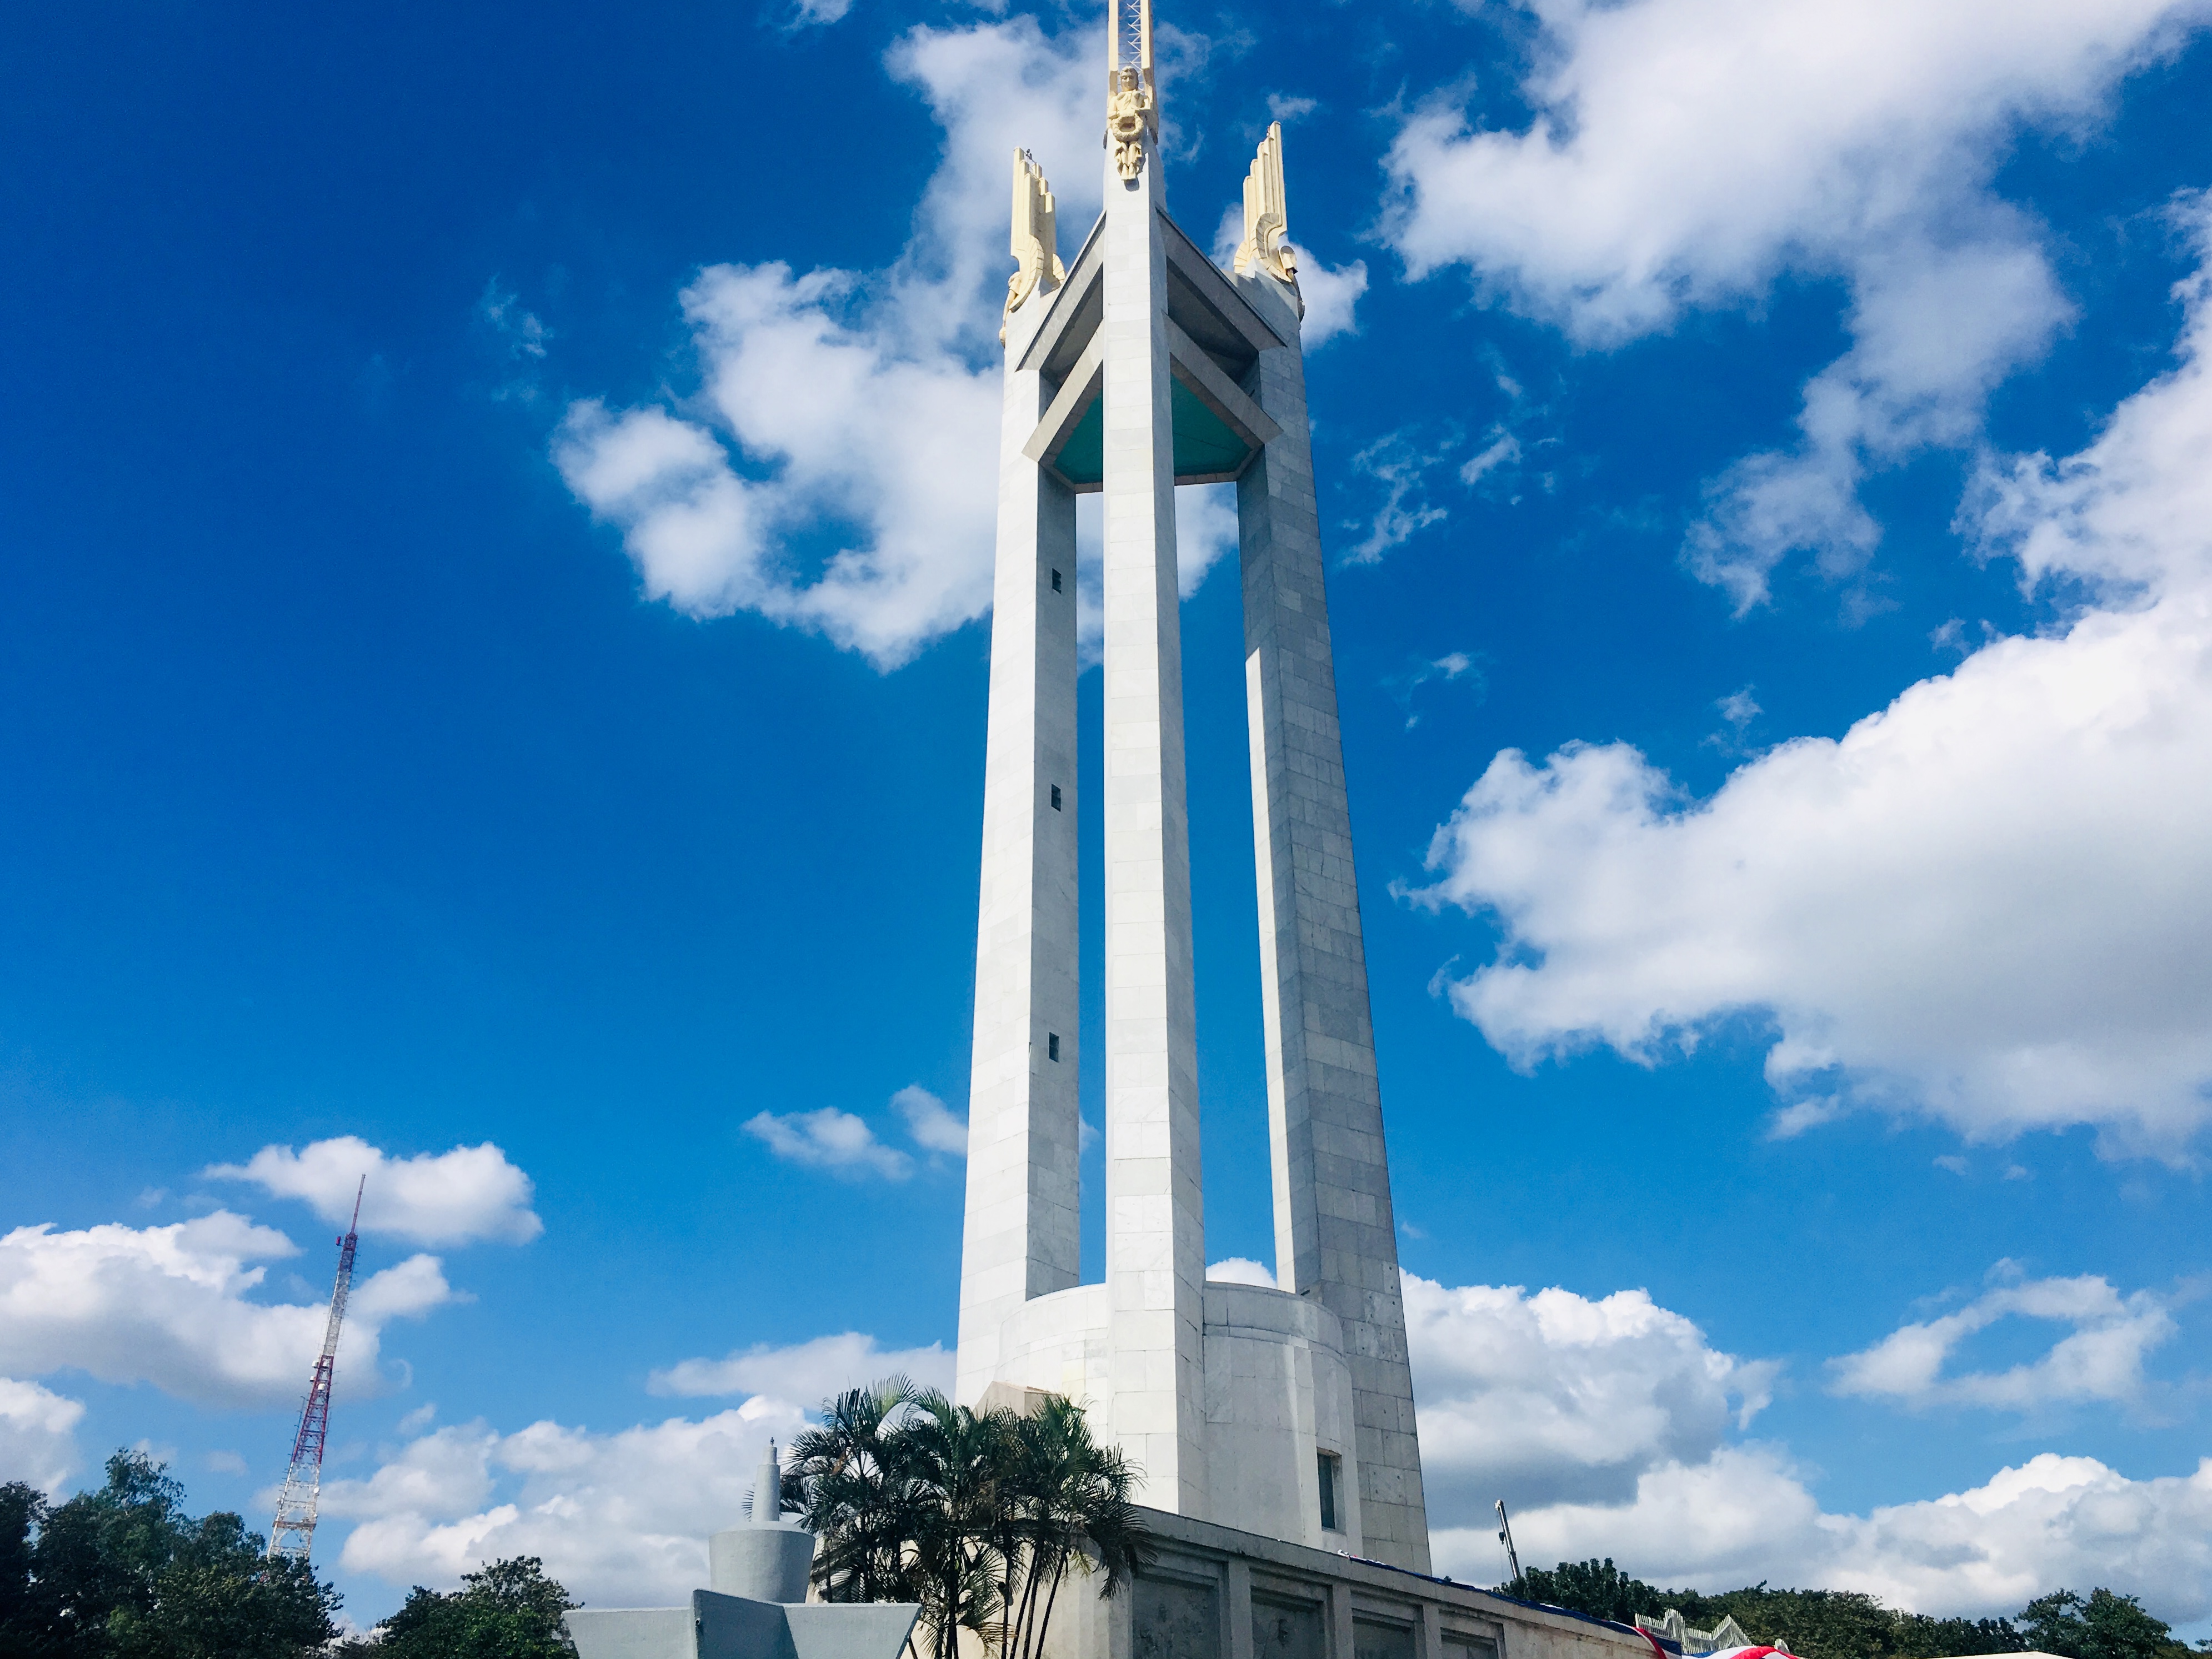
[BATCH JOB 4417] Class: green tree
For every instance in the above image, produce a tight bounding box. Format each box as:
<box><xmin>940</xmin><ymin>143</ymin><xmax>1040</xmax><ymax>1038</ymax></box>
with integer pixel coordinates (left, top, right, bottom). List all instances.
<box><xmin>2019</xmin><ymin>1590</ymin><xmax>2194</xmax><ymax>1659</ymax></box>
<box><xmin>2</xmin><ymin>1482</ymin><xmax>48</xmax><ymax>1649</ymax></box>
<box><xmin>1891</xmin><ymin>1611</ymin><xmax>2028</xmax><ymax>1658</ymax></box>
<box><xmin>1670</xmin><ymin>1586</ymin><xmax>1922</xmax><ymax>1659</ymax></box>
<box><xmin>792</xmin><ymin>1376</ymin><xmax>935</xmax><ymax>1608</ymax></box>
<box><xmin>791</xmin><ymin>1379</ymin><xmax>1152</xmax><ymax>1659</ymax></box>
<box><xmin>996</xmin><ymin>1395</ymin><xmax>1148</xmax><ymax>1659</ymax></box>
<box><xmin>1501</xmin><ymin>1559</ymin><xmax>1664</xmax><ymax>1623</ymax></box>
<box><xmin>374</xmin><ymin>1555</ymin><xmax>579</xmax><ymax>1658</ymax></box>
<box><xmin>0</xmin><ymin>1451</ymin><xmax>338</xmax><ymax>1659</ymax></box>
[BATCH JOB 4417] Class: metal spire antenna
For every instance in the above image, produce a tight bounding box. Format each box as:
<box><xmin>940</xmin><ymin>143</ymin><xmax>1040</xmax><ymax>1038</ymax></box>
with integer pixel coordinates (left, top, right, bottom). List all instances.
<box><xmin>267</xmin><ymin>1176</ymin><xmax>365</xmax><ymax>1562</ymax></box>
<box><xmin>1495</xmin><ymin>1498</ymin><xmax>1523</xmax><ymax>1585</ymax></box>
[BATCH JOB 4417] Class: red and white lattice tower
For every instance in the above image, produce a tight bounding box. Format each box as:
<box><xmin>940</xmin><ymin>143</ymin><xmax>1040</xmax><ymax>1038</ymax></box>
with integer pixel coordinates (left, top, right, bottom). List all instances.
<box><xmin>267</xmin><ymin>1176</ymin><xmax>365</xmax><ymax>1562</ymax></box>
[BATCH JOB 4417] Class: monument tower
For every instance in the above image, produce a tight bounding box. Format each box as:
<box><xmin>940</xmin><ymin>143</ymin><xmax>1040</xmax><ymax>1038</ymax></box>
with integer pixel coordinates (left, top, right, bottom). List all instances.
<box><xmin>958</xmin><ymin>0</ymin><xmax>1430</xmax><ymax>1572</ymax></box>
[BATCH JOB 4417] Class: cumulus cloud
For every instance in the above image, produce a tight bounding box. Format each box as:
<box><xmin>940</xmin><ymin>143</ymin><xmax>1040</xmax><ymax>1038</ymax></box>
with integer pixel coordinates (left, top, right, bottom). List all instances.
<box><xmin>1292</xmin><ymin>251</ymin><xmax>1368</xmax><ymax>348</ymax></box>
<box><xmin>0</xmin><ymin>1212</ymin><xmax>456</xmax><ymax>1409</ymax></box>
<box><xmin>1445</xmin><ymin>1446</ymin><xmax>2212</xmax><ymax>1624</ymax></box>
<box><xmin>743</xmin><ymin>1107</ymin><xmax>914</xmax><ymax>1180</ymax></box>
<box><xmin>1830</xmin><ymin>1266</ymin><xmax>2178</xmax><ymax>1412</ymax></box>
<box><xmin>329</xmin><ymin>1400</ymin><xmax>806</xmax><ymax>1608</ymax></box>
<box><xmin>206</xmin><ymin>1136</ymin><xmax>542</xmax><ymax>1246</ymax></box>
<box><xmin>558</xmin><ymin>17</ymin><xmax>1108</xmax><ymax>669</ymax></box>
<box><xmin>747</xmin><ymin>1082</ymin><xmax>985</xmax><ymax>1178</ymax></box>
<box><xmin>0</xmin><ymin>1377</ymin><xmax>84</xmax><ymax>1495</ymax></box>
<box><xmin>893</xmin><ymin>1086</ymin><xmax>968</xmax><ymax>1156</ymax></box>
<box><xmin>1383</xmin><ymin>0</ymin><xmax>2205</xmax><ymax>602</ymax></box>
<box><xmin>559</xmin><ymin>16</ymin><xmax>1336</xmax><ymax>666</ymax></box>
<box><xmin>1411</xmin><ymin>201</ymin><xmax>2212</xmax><ymax>1155</ymax></box>
<box><xmin>647</xmin><ymin>1330</ymin><xmax>955</xmax><ymax>1402</ymax></box>
<box><xmin>1405</xmin><ymin>1275</ymin><xmax>1775</xmax><ymax>1515</ymax></box>
<box><xmin>1407</xmin><ymin>1272</ymin><xmax>2212</xmax><ymax>1618</ymax></box>
<box><xmin>332</xmin><ymin>1329</ymin><xmax>953</xmax><ymax>1606</ymax></box>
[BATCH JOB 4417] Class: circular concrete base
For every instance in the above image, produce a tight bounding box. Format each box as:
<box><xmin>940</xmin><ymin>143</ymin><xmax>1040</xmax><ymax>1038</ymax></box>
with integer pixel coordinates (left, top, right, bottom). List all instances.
<box><xmin>710</xmin><ymin>1525</ymin><xmax>814</xmax><ymax>1603</ymax></box>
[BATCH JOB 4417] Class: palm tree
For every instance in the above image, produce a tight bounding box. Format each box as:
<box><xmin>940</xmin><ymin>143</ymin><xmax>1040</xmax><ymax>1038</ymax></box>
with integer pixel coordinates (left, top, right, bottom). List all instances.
<box><xmin>897</xmin><ymin>1392</ymin><xmax>1019</xmax><ymax>1659</ymax></box>
<box><xmin>789</xmin><ymin>1381</ymin><xmax>1152</xmax><ymax>1659</ymax></box>
<box><xmin>999</xmin><ymin>1395</ymin><xmax>1149</xmax><ymax>1659</ymax></box>
<box><xmin>789</xmin><ymin>1376</ymin><xmax>928</xmax><ymax>1607</ymax></box>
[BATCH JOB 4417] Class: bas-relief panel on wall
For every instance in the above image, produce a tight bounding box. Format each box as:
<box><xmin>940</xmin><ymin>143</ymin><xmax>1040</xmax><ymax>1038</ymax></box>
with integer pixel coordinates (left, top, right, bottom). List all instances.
<box><xmin>1352</xmin><ymin>1620</ymin><xmax>1415</xmax><ymax>1659</ymax></box>
<box><xmin>1252</xmin><ymin>1596</ymin><xmax>1325</xmax><ymax>1659</ymax></box>
<box><xmin>1135</xmin><ymin>1577</ymin><xmax>1221</xmax><ymax>1659</ymax></box>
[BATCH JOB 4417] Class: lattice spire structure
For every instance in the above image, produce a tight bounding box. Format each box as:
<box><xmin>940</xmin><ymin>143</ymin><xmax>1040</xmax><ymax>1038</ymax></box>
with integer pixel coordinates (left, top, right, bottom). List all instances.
<box><xmin>267</xmin><ymin>1176</ymin><xmax>364</xmax><ymax>1562</ymax></box>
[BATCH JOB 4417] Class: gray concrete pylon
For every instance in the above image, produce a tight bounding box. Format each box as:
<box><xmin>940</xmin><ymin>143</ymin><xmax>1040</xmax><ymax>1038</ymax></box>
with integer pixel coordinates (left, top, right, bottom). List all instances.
<box><xmin>1232</xmin><ymin>269</ymin><xmax>1433</xmax><ymax>1570</ymax></box>
<box><xmin>1099</xmin><ymin>132</ymin><xmax>1207</xmax><ymax>1513</ymax></box>
<box><xmin>954</xmin><ymin>255</ymin><xmax>1081</xmax><ymax>1410</ymax></box>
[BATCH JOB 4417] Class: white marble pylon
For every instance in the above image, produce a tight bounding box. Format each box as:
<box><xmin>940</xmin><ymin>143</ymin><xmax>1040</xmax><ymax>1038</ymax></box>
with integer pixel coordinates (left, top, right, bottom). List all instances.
<box><xmin>1232</xmin><ymin>267</ymin><xmax>1433</xmax><ymax>1570</ymax></box>
<box><xmin>1097</xmin><ymin>62</ymin><xmax>1208</xmax><ymax>1522</ymax></box>
<box><xmin>954</xmin><ymin>167</ymin><xmax>1082</xmax><ymax>1410</ymax></box>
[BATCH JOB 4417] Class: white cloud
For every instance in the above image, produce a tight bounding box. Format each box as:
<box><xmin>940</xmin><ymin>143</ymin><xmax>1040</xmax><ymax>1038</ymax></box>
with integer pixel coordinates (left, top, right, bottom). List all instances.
<box><xmin>1206</xmin><ymin>1257</ymin><xmax>1275</xmax><ymax>1287</ymax></box>
<box><xmin>789</xmin><ymin>0</ymin><xmax>853</xmax><ymax>26</ymax></box>
<box><xmin>743</xmin><ymin>1107</ymin><xmax>914</xmax><ymax>1180</ymax></box>
<box><xmin>893</xmin><ymin>1085</ymin><xmax>968</xmax><ymax>1156</ymax></box>
<box><xmin>1407</xmin><ymin>1272</ymin><xmax>2212</xmax><ymax>1618</ymax></box>
<box><xmin>1293</xmin><ymin>250</ymin><xmax>1368</xmax><ymax>348</ymax></box>
<box><xmin>1382</xmin><ymin>0</ymin><xmax>2206</xmax><ymax>602</ymax></box>
<box><xmin>329</xmin><ymin>1327</ymin><xmax>957</xmax><ymax>1607</ymax></box>
<box><xmin>745</xmin><ymin>1084</ymin><xmax>978</xmax><ymax>1179</ymax></box>
<box><xmin>0</xmin><ymin>1377</ymin><xmax>84</xmax><ymax>1495</ymax></box>
<box><xmin>206</xmin><ymin>1136</ymin><xmax>542</xmax><ymax>1247</ymax></box>
<box><xmin>1714</xmin><ymin>686</ymin><xmax>1760</xmax><ymax>729</ymax></box>
<box><xmin>1412</xmin><ymin>201</ymin><xmax>2212</xmax><ymax>1155</ymax></box>
<box><xmin>1460</xmin><ymin>432</ymin><xmax>1520</xmax><ymax>487</ymax></box>
<box><xmin>1392</xmin><ymin>650</ymin><xmax>1485</xmax><ymax>729</ymax></box>
<box><xmin>647</xmin><ymin>1331</ymin><xmax>955</xmax><ymax>1402</ymax></box>
<box><xmin>1345</xmin><ymin>431</ymin><xmax>1452</xmax><ymax>564</ymax></box>
<box><xmin>328</xmin><ymin>1400</ymin><xmax>805</xmax><ymax>1608</ymax></box>
<box><xmin>1440</xmin><ymin>1446</ymin><xmax>2212</xmax><ymax>1624</ymax></box>
<box><xmin>1830</xmin><ymin>1266</ymin><xmax>2178</xmax><ymax>1412</ymax></box>
<box><xmin>558</xmin><ymin>17</ymin><xmax>1109</xmax><ymax>669</ymax></box>
<box><xmin>1405</xmin><ymin>1274</ymin><xmax>1774</xmax><ymax>1514</ymax></box>
<box><xmin>478</xmin><ymin>280</ymin><xmax>548</xmax><ymax>359</ymax></box>
<box><xmin>0</xmin><ymin>1211</ymin><xmax>456</xmax><ymax>1409</ymax></box>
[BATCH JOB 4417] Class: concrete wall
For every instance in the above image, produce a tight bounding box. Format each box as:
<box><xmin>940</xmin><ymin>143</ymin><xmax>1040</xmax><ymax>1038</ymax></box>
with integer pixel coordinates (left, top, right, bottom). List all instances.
<box><xmin>1044</xmin><ymin>1510</ymin><xmax>1647</xmax><ymax>1659</ymax></box>
<box><xmin>1200</xmin><ymin>1284</ymin><xmax>1359</xmax><ymax>1552</ymax></box>
<box><xmin>963</xmin><ymin>1280</ymin><xmax>1371</xmax><ymax>1557</ymax></box>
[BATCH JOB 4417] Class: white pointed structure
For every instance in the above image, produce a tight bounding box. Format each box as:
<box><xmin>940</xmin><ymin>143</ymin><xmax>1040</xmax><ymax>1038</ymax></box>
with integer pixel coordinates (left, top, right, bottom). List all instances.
<box><xmin>957</xmin><ymin>0</ymin><xmax>1430</xmax><ymax>1571</ymax></box>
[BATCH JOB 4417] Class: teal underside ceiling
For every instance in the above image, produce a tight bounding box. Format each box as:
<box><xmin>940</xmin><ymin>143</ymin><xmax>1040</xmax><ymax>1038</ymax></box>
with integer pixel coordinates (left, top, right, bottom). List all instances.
<box><xmin>1051</xmin><ymin>379</ymin><xmax>1250</xmax><ymax>487</ymax></box>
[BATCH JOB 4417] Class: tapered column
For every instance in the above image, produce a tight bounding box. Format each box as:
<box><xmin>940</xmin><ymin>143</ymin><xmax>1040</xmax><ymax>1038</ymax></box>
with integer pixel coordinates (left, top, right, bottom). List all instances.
<box><xmin>1100</xmin><ymin>140</ymin><xmax>1207</xmax><ymax>1515</ymax></box>
<box><xmin>1233</xmin><ymin>270</ymin><xmax>1430</xmax><ymax>1568</ymax></box>
<box><xmin>956</xmin><ymin>289</ymin><xmax>1082</xmax><ymax>1407</ymax></box>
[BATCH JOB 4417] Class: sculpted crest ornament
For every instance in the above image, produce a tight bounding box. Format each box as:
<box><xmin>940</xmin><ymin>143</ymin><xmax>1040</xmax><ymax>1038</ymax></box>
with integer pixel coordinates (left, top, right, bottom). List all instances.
<box><xmin>1234</xmin><ymin>122</ymin><xmax>1299</xmax><ymax>293</ymax></box>
<box><xmin>1003</xmin><ymin>151</ymin><xmax>1065</xmax><ymax>343</ymax></box>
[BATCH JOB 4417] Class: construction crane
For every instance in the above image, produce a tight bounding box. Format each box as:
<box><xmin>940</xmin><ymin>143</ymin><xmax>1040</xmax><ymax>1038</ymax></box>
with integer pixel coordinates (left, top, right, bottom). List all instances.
<box><xmin>267</xmin><ymin>1176</ymin><xmax>365</xmax><ymax>1562</ymax></box>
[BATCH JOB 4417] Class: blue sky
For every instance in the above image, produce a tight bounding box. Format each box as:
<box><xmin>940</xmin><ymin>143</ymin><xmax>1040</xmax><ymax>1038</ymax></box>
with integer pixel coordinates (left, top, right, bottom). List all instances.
<box><xmin>5</xmin><ymin>0</ymin><xmax>2212</xmax><ymax>1634</ymax></box>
